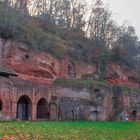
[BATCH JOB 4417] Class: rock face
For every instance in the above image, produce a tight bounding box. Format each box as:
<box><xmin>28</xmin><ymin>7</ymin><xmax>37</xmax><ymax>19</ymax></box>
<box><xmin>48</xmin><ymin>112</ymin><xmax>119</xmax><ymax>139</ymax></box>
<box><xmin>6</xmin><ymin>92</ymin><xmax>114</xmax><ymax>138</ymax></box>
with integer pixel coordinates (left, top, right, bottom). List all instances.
<box><xmin>106</xmin><ymin>62</ymin><xmax>139</xmax><ymax>87</ymax></box>
<box><xmin>59</xmin><ymin>57</ymin><xmax>96</xmax><ymax>79</ymax></box>
<box><xmin>0</xmin><ymin>39</ymin><xmax>60</xmax><ymax>84</ymax></box>
<box><xmin>0</xmin><ymin>38</ymin><xmax>140</xmax><ymax>121</ymax></box>
<box><xmin>0</xmin><ymin>38</ymin><xmax>96</xmax><ymax>84</ymax></box>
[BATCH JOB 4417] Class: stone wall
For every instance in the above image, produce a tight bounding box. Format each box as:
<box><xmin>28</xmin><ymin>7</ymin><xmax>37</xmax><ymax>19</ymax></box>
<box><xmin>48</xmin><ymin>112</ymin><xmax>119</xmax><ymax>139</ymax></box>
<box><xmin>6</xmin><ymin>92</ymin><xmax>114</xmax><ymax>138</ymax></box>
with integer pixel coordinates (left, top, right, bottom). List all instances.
<box><xmin>50</xmin><ymin>85</ymin><xmax>140</xmax><ymax>121</ymax></box>
<box><xmin>0</xmin><ymin>38</ymin><xmax>140</xmax><ymax>121</ymax></box>
<box><xmin>0</xmin><ymin>76</ymin><xmax>13</xmax><ymax>120</ymax></box>
<box><xmin>0</xmin><ymin>76</ymin><xmax>51</xmax><ymax>120</ymax></box>
<box><xmin>0</xmin><ymin>75</ymin><xmax>140</xmax><ymax>121</ymax></box>
<box><xmin>50</xmin><ymin>85</ymin><xmax>113</xmax><ymax>121</ymax></box>
<box><xmin>106</xmin><ymin>62</ymin><xmax>139</xmax><ymax>87</ymax></box>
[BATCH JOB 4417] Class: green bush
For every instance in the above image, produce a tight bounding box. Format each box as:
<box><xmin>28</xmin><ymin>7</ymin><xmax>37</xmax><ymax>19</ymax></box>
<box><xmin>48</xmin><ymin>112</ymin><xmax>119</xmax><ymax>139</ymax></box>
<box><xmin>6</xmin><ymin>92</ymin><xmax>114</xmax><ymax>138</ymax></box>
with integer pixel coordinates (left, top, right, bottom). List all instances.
<box><xmin>0</xmin><ymin>3</ymin><xmax>64</xmax><ymax>58</ymax></box>
<box><xmin>54</xmin><ymin>78</ymin><xmax>106</xmax><ymax>88</ymax></box>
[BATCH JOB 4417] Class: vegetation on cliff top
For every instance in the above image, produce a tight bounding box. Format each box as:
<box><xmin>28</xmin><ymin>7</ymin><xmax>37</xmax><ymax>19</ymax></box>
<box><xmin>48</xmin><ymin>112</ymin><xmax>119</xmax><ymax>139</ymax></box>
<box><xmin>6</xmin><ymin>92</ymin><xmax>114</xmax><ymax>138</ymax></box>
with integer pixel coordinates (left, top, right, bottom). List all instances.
<box><xmin>0</xmin><ymin>2</ymin><xmax>66</xmax><ymax>58</ymax></box>
<box><xmin>0</xmin><ymin>0</ymin><xmax>140</xmax><ymax>70</ymax></box>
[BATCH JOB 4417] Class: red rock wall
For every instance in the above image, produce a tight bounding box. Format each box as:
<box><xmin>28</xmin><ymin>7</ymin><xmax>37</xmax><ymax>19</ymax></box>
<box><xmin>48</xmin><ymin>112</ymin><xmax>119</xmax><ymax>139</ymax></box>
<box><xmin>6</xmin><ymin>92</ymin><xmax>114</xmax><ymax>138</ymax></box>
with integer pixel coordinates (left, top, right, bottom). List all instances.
<box><xmin>0</xmin><ymin>76</ymin><xmax>51</xmax><ymax>120</ymax></box>
<box><xmin>0</xmin><ymin>76</ymin><xmax>13</xmax><ymax>120</ymax></box>
<box><xmin>51</xmin><ymin>85</ymin><xmax>115</xmax><ymax>121</ymax></box>
<box><xmin>0</xmin><ymin>39</ymin><xmax>97</xmax><ymax>85</ymax></box>
<box><xmin>1</xmin><ymin>38</ymin><xmax>139</xmax><ymax>87</ymax></box>
<box><xmin>59</xmin><ymin>56</ymin><xmax>97</xmax><ymax>79</ymax></box>
<box><xmin>0</xmin><ymin>38</ymin><xmax>140</xmax><ymax>121</ymax></box>
<box><xmin>1</xmin><ymin>40</ymin><xmax>60</xmax><ymax>84</ymax></box>
<box><xmin>106</xmin><ymin>62</ymin><xmax>139</xmax><ymax>87</ymax></box>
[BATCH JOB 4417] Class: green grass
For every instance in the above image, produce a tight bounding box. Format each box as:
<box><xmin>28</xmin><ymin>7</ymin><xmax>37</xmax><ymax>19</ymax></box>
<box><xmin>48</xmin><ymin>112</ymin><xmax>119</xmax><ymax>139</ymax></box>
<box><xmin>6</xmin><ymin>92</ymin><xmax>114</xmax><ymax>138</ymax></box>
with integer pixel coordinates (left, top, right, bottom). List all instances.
<box><xmin>0</xmin><ymin>121</ymin><xmax>140</xmax><ymax>140</ymax></box>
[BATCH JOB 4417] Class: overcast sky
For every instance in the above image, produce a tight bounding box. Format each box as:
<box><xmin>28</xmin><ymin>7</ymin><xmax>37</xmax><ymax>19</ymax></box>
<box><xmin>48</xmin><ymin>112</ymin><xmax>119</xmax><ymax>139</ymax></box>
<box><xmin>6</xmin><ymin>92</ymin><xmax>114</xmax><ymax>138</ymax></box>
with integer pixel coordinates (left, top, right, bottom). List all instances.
<box><xmin>88</xmin><ymin>0</ymin><xmax>140</xmax><ymax>38</ymax></box>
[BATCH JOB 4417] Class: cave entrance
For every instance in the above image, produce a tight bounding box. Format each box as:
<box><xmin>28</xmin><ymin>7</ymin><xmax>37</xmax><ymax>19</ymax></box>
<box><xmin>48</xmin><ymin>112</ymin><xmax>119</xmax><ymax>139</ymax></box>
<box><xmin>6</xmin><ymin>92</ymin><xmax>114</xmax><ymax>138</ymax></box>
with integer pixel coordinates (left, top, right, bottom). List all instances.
<box><xmin>91</xmin><ymin>111</ymin><xmax>99</xmax><ymax>121</ymax></box>
<box><xmin>131</xmin><ymin>110</ymin><xmax>137</xmax><ymax>120</ymax></box>
<box><xmin>16</xmin><ymin>95</ymin><xmax>32</xmax><ymax>120</ymax></box>
<box><xmin>0</xmin><ymin>100</ymin><xmax>2</xmax><ymax>111</ymax></box>
<box><xmin>36</xmin><ymin>98</ymin><xmax>49</xmax><ymax>120</ymax></box>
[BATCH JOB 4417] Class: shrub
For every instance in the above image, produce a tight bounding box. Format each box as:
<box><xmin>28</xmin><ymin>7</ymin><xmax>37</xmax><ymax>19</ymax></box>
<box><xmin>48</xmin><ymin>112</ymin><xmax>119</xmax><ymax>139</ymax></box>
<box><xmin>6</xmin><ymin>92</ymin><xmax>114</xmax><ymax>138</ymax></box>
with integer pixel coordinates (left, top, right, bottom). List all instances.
<box><xmin>54</xmin><ymin>78</ymin><xmax>106</xmax><ymax>88</ymax></box>
<box><xmin>0</xmin><ymin>3</ymin><xmax>64</xmax><ymax>58</ymax></box>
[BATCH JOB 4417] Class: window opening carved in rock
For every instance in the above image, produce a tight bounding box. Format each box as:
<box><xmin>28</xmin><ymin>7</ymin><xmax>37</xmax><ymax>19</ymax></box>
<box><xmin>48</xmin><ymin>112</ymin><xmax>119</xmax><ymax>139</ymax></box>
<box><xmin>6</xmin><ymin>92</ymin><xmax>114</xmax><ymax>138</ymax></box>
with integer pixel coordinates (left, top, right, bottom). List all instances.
<box><xmin>68</xmin><ymin>60</ymin><xmax>76</xmax><ymax>78</ymax></box>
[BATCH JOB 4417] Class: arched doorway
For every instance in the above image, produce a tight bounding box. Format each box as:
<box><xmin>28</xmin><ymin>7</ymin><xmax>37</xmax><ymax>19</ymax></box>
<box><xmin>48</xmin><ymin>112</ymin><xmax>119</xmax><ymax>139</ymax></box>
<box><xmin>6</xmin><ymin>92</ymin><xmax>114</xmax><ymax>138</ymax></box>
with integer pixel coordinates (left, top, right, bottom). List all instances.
<box><xmin>131</xmin><ymin>110</ymin><xmax>137</xmax><ymax>120</ymax></box>
<box><xmin>91</xmin><ymin>111</ymin><xmax>99</xmax><ymax>121</ymax></box>
<box><xmin>16</xmin><ymin>95</ymin><xmax>32</xmax><ymax>120</ymax></box>
<box><xmin>0</xmin><ymin>100</ymin><xmax>2</xmax><ymax>111</ymax></box>
<box><xmin>36</xmin><ymin>98</ymin><xmax>49</xmax><ymax>120</ymax></box>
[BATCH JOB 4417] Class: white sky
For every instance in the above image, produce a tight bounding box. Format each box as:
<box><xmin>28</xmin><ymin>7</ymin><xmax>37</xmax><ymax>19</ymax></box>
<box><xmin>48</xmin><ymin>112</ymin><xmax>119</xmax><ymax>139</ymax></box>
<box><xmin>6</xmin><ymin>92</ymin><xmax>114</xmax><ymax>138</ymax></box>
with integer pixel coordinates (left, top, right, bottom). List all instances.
<box><xmin>88</xmin><ymin>0</ymin><xmax>140</xmax><ymax>38</ymax></box>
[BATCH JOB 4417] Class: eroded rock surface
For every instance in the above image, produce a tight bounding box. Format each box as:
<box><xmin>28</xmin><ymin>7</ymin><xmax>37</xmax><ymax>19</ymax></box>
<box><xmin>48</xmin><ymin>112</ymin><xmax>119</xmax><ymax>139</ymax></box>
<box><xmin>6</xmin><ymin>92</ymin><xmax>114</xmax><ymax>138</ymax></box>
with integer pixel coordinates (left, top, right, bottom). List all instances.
<box><xmin>106</xmin><ymin>62</ymin><xmax>139</xmax><ymax>87</ymax></box>
<box><xmin>0</xmin><ymin>38</ymin><xmax>140</xmax><ymax>121</ymax></box>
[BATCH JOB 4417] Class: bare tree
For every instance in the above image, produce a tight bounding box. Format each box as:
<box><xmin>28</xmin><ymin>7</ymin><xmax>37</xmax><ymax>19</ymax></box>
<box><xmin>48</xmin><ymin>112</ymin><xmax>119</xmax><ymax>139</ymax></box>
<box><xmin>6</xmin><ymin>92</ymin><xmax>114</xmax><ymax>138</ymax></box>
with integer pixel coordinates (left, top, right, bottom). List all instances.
<box><xmin>87</xmin><ymin>0</ymin><xmax>112</xmax><ymax>46</ymax></box>
<box><xmin>14</xmin><ymin>0</ymin><xmax>29</xmax><ymax>15</ymax></box>
<box><xmin>32</xmin><ymin>0</ymin><xmax>87</xmax><ymax>31</ymax></box>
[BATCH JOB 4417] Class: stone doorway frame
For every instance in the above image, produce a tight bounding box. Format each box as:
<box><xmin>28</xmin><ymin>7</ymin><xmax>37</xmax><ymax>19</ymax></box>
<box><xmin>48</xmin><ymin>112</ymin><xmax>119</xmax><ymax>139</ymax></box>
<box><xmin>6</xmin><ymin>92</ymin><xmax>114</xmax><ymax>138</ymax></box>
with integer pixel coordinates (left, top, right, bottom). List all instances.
<box><xmin>36</xmin><ymin>98</ymin><xmax>49</xmax><ymax>120</ymax></box>
<box><xmin>16</xmin><ymin>95</ymin><xmax>32</xmax><ymax>120</ymax></box>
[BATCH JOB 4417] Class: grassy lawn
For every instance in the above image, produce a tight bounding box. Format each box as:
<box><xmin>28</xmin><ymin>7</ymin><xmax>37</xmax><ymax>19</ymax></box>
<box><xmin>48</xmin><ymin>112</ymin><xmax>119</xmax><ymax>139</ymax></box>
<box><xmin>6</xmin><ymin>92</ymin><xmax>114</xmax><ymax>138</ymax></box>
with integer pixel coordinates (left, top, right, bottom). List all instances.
<box><xmin>0</xmin><ymin>121</ymin><xmax>140</xmax><ymax>140</ymax></box>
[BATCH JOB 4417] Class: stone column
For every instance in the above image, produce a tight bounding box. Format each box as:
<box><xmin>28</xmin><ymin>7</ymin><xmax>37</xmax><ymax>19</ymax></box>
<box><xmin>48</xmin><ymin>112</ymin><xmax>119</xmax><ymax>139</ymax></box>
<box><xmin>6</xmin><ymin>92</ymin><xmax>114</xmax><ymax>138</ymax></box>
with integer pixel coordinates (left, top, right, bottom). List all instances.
<box><xmin>50</xmin><ymin>103</ymin><xmax>58</xmax><ymax>121</ymax></box>
<box><xmin>32</xmin><ymin>102</ymin><xmax>37</xmax><ymax>120</ymax></box>
<box><xmin>12</xmin><ymin>87</ymin><xmax>18</xmax><ymax>120</ymax></box>
<box><xmin>12</xmin><ymin>101</ymin><xmax>17</xmax><ymax>119</ymax></box>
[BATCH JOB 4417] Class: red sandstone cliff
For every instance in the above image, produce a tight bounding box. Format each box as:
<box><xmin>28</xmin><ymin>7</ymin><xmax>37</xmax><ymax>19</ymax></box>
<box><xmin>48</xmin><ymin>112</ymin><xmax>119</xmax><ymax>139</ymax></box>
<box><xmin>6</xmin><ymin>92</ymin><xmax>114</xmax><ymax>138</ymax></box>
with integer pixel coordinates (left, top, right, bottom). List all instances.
<box><xmin>0</xmin><ymin>38</ymin><xmax>97</xmax><ymax>84</ymax></box>
<box><xmin>0</xmin><ymin>38</ymin><xmax>140</xmax><ymax>121</ymax></box>
<box><xmin>0</xmin><ymin>38</ymin><xmax>139</xmax><ymax>87</ymax></box>
<box><xmin>106</xmin><ymin>62</ymin><xmax>139</xmax><ymax>87</ymax></box>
